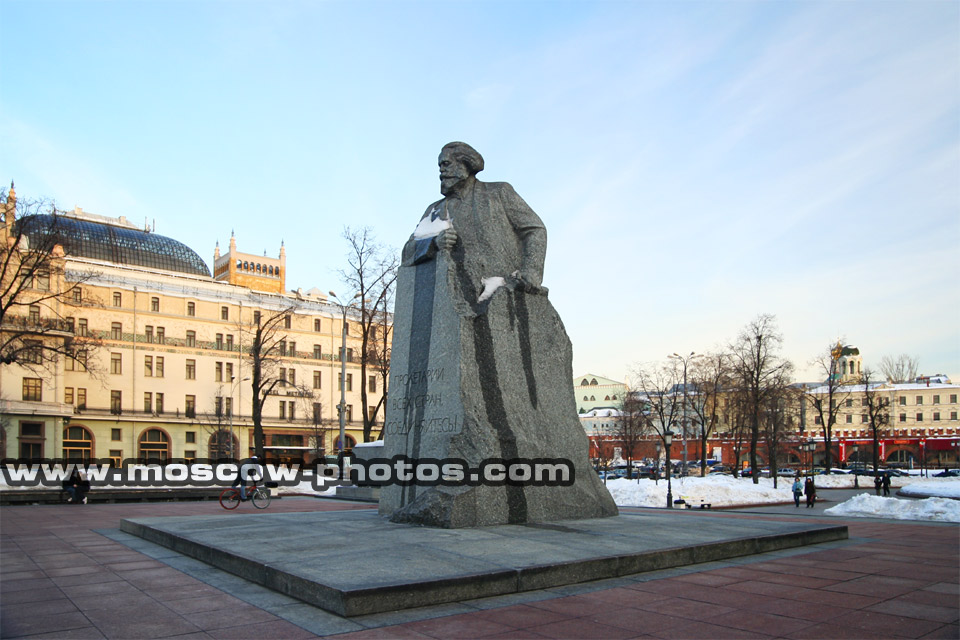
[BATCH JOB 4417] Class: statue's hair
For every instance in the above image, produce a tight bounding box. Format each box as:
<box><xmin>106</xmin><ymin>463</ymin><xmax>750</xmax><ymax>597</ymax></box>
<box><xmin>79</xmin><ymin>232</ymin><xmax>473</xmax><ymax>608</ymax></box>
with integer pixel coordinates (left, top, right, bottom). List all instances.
<box><xmin>441</xmin><ymin>142</ymin><xmax>484</xmax><ymax>175</ymax></box>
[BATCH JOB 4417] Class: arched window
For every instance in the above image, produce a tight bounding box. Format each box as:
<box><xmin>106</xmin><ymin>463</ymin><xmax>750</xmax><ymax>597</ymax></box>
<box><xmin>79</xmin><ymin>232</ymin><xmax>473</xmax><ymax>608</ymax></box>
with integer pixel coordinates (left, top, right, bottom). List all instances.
<box><xmin>208</xmin><ymin>430</ymin><xmax>238</xmax><ymax>460</ymax></box>
<box><xmin>236</xmin><ymin>259</ymin><xmax>242</xmax><ymax>269</ymax></box>
<box><xmin>583</xmin><ymin>396</ymin><xmax>588</xmax><ymax>401</ymax></box>
<box><xmin>591</xmin><ymin>379</ymin><xmax>598</xmax><ymax>385</ymax></box>
<box><xmin>243</xmin><ymin>261</ymin><xmax>249</xmax><ymax>270</ymax></box>
<box><xmin>590</xmin><ymin>395</ymin><xmax>596</xmax><ymax>401</ymax></box>
<box><xmin>605</xmin><ymin>395</ymin><xmax>610</xmax><ymax>401</ymax></box>
<box><xmin>276</xmin><ymin>268</ymin><xmax>281</xmax><ymax>278</ymax></box>
<box><xmin>334</xmin><ymin>435</ymin><xmax>357</xmax><ymax>451</ymax></box>
<box><xmin>63</xmin><ymin>425</ymin><xmax>93</xmax><ymax>462</ymax></box>
<box><xmin>268</xmin><ymin>265</ymin><xmax>274</xmax><ymax>275</ymax></box>
<box><xmin>612</xmin><ymin>395</ymin><xmax>617</xmax><ymax>400</ymax></box>
<box><xmin>138</xmin><ymin>428</ymin><xmax>169</xmax><ymax>463</ymax></box>
<box><xmin>581</xmin><ymin>380</ymin><xmax>589</xmax><ymax>386</ymax></box>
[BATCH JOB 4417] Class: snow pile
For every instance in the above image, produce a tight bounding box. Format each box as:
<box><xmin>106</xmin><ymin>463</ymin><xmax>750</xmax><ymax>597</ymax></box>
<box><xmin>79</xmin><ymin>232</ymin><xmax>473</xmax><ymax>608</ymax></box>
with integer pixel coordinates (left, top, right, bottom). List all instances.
<box><xmin>413</xmin><ymin>214</ymin><xmax>451</xmax><ymax>239</ymax></box>
<box><xmin>899</xmin><ymin>480</ymin><xmax>960</xmax><ymax>499</ymax></box>
<box><xmin>478</xmin><ymin>276</ymin><xmax>506</xmax><ymax>302</ymax></box>
<box><xmin>604</xmin><ymin>475</ymin><xmax>793</xmax><ymax>508</ymax></box>
<box><xmin>824</xmin><ymin>493</ymin><xmax>960</xmax><ymax>523</ymax></box>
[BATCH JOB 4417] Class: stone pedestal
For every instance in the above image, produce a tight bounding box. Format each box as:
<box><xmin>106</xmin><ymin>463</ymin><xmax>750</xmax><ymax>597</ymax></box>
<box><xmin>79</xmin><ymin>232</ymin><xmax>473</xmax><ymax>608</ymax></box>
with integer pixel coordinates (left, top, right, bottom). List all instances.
<box><xmin>379</xmin><ymin>252</ymin><xmax>617</xmax><ymax>528</ymax></box>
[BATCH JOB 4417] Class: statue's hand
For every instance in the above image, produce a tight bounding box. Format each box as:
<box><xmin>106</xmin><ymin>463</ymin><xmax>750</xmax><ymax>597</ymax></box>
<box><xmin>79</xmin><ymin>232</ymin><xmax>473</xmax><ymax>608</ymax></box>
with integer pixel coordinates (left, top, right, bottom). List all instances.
<box><xmin>511</xmin><ymin>270</ymin><xmax>542</xmax><ymax>293</ymax></box>
<box><xmin>436</xmin><ymin>228</ymin><xmax>458</xmax><ymax>251</ymax></box>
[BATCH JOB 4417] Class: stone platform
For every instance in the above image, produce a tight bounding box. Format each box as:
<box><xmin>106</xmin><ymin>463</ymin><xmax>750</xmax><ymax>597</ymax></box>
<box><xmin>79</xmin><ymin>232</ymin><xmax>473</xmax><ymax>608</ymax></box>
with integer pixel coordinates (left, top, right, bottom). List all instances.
<box><xmin>120</xmin><ymin>510</ymin><xmax>847</xmax><ymax>617</ymax></box>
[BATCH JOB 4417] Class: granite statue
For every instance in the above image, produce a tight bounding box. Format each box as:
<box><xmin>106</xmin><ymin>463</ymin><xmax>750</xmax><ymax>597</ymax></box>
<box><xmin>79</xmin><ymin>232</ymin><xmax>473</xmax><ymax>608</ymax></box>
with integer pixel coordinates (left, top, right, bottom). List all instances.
<box><xmin>378</xmin><ymin>142</ymin><xmax>618</xmax><ymax>527</ymax></box>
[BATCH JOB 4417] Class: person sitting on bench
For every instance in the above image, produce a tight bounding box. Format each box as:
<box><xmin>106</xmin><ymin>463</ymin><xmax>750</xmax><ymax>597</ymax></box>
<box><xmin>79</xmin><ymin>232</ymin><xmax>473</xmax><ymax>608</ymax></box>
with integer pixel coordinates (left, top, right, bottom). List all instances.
<box><xmin>63</xmin><ymin>468</ymin><xmax>90</xmax><ymax>504</ymax></box>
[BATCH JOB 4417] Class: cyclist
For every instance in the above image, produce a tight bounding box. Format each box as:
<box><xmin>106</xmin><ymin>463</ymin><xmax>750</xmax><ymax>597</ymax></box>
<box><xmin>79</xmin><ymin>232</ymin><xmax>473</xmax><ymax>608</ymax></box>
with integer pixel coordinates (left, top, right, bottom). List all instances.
<box><xmin>232</xmin><ymin>456</ymin><xmax>263</xmax><ymax>501</ymax></box>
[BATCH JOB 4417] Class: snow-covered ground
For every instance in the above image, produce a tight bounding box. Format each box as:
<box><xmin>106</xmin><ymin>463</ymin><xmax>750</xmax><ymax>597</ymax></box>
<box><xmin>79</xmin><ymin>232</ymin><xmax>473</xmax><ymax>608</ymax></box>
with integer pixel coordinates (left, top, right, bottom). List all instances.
<box><xmin>604</xmin><ymin>475</ymin><xmax>793</xmax><ymax>508</ymax></box>
<box><xmin>898</xmin><ymin>480</ymin><xmax>960</xmax><ymax>499</ymax></box>
<box><xmin>824</xmin><ymin>494</ymin><xmax>960</xmax><ymax>523</ymax></box>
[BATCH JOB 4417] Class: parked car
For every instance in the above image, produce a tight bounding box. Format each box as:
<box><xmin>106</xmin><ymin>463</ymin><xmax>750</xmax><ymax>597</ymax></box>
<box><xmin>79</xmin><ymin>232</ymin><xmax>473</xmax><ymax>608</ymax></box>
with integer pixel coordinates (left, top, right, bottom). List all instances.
<box><xmin>818</xmin><ymin>468</ymin><xmax>851</xmax><ymax>475</ymax></box>
<box><xmin>709</xmin><ymin>465</ymin><xmax>731</xmax><ymax>475</ymax></box>
<box><xmin>933</xmin><ymin>469</ymin><xmax>960</xmax><ymax>477</ymax></box>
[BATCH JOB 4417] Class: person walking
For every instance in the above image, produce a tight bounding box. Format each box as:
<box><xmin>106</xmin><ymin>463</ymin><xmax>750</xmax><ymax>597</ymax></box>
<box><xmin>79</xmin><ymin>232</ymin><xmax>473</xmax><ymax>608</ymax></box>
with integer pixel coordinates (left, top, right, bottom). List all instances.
<box><xmin>804</xmin><ymin>477</ymin><xmax>817</xmax><ymax>508</ymax></box>
<box><xmin>792</xmin><ymin>475</ymin><xmax>803</xmax><ymax>508</ymax></box>
<box><xmin>874</xmin><ymin>474</ymin><xmax>883</xmax><ymax>496</ymax></box>
<box><xmin>882</xmin><ymin>473</ymin><xmax>891</xmax><ymax>497</ymax></box>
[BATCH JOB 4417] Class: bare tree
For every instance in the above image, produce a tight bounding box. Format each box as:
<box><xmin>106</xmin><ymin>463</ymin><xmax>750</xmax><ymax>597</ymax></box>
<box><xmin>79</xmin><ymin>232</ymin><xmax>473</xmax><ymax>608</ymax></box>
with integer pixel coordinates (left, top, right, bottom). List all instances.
<box><xmin>1</xmin><ymin>185</ymin><xmax>99</xmax><ymax>371</ymax></box>
<box><xmin>879</xmin><ymin>354</ymin><xmax>919</xmax><ymax>383</ymax></box>
<box><xmin>200</xmin><ymin>390</ymin><xmax>235</xmax><ymax>460</ymax></box>
<box><xmin>729</xmin><ymin>314</ymin><xmax>793</xmax><ymax>484</ymax></box>
<box><xmin>338</xmin><ymin>227</ymin><xmax>398</xmax><ymax>443</ymax></box>
<box><xmin>245</xmin><ymin>304</ymin><xmax>299</xmax><ymax>458</ymax></box>
<box><xmin>612</xmin><ymin>393</ymin><xmax>649</xmax><ymax>479</ymax></box>
<box><xmin>727</xmin><ymin>388</ymin><xmax>751</xmax><ymax>478</ymax></box>
<box><xmin>633</xmin><ymin>361</ymin><xmax>682</xmax><ymax>466</ymax></box>
<box><xmin>305</xmin><ymin>398</ymin><xmax>332</xmax><ymax>463</ymax></box>
<box><xmin>807</xmin><ymin>342</ymin><xmax>853</xmax><ymax>472</ymax></box>
<box><xmin>688</xmin><ymin>352</ymin><xmax>731</xmax><ymax>476</ymax></box>
<box><xmin>861</xmin><ymin>369</ymin><xmax>891</xmax><ymax>473</ymax></box>
<box><xmin>761</xmin><ymin>381</ymin><xmax>799</xmax><ymax>489</ymax></box>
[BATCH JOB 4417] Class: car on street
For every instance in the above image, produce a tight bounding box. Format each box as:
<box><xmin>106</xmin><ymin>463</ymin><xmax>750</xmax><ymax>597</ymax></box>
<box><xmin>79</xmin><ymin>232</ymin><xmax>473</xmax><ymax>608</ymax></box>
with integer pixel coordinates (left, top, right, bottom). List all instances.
<box><xmin>933</xmin><ymin>468</ymin><xmax>960</xmax><ymax>477</ymax></box>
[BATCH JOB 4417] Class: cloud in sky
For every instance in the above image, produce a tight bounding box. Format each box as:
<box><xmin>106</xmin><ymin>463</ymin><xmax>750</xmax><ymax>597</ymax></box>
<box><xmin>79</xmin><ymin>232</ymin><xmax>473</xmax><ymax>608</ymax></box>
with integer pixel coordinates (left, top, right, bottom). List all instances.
<box><xmin>1</xmin><ymin>0</ymin><xmax>956</xmax><ymax>383</ymax></box>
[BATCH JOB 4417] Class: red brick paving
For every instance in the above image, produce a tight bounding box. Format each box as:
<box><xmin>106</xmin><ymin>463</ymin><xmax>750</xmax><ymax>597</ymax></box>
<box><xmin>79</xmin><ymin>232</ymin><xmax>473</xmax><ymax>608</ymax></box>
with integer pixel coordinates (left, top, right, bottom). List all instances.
<box><xmin>1</xmin><ymin>499</ymin><xmax>957</xmax><ymax>639</ymax></box>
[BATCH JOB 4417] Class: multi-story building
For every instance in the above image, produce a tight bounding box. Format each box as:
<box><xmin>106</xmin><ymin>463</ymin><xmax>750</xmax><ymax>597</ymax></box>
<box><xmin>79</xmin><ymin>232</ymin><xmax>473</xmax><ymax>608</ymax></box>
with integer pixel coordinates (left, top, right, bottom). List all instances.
<box><xmin>574</xmin><ymin>374</ymin><xmax>627</xmax><ymax>414</ymax></box>
<box><xmin>1</xmin><ymin>189</ymin><xmax>388</xmax><ymax>465</ymax></box>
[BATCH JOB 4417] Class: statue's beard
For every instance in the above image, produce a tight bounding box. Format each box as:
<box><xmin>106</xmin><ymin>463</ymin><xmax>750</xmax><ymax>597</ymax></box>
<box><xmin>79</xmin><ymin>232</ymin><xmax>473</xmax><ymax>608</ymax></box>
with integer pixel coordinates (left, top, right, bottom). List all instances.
<box><xmin>440</xmin><ymin>175</ymin><xmax>466</xmax><ymax>196</ymax></box>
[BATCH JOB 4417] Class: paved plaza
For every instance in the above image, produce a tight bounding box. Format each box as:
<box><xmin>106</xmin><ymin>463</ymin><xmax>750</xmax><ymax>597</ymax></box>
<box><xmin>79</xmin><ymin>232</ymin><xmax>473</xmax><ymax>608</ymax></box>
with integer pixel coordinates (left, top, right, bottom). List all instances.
<box><xmin>1</xmin><ymin>492</ymin><xmax>957</xmax><ymax>639</ymax></box>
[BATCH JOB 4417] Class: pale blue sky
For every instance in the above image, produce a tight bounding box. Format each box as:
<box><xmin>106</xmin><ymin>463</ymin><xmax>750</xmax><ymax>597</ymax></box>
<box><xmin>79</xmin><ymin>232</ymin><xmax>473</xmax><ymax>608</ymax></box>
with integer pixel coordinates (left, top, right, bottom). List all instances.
<box><xmin>2</xmin><ymin>0</ymin><xmax>957</xmax><ymax>383</ymax></box>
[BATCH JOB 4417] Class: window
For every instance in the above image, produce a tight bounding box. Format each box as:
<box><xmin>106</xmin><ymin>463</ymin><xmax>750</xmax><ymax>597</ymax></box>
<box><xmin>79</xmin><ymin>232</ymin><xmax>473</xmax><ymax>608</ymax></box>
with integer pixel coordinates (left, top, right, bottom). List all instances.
<box><xmin>952</xmin><ymin>412</ymin><xmax>958</xmax><ymax>421</ymax></box>
<box><xmin>845</xmin><ymin>414</ymin><xmax>853</xmax><ymax>424</ymax></box>
<box><xmin>77</xmin><ymin>388</ymin><xmax>86</xmax><ymax>410</ymax></box>
<box><xmin>22</xmin><ymin>378</ymin><xmax>42</xmax><ymax>401</ymax></box>
<box><xmin>288</xmin><ymin>341</ymin><xmax>295</xmax><ymax>357</ymax></box>
<box><xmin>156</xmin><ymin>327</ymin><xmax>164</xmax><ymax>344</ymax></box>
<box><xmin>111</xmin><ymin>322</ymin><xmax>122</xmax><ymax>340</ymax></box>
<box><xmin>35</xmin><ymin>271</ymin><xmax>50</xmax><ymax>291</ymax></box>
<box><xmin>313</xmin><ymin>403</ymin><xmax>323</xmax><ymax>424</ymax></box>
<box><xmin>187</xmin><ymin>301</ymin><xmax>195</xmax><ymax>317</ymax></box>
<box><xmin>111</xmin><ymin>390</ymin><xmax>122</xmax><ymax>414</ymax></box>
<box><xmin>111</xmin><ymin>353</ymin><xmax>122</xmax><ymax>375</ymax></box>
<box><xmin>861</xmin><ymin>414</ymin><xmax>868</xmax><ymax>423</ymax></box>
<box><xmin>65</xmin><ymin>387</ymin><xmax>74</xmax><ymax>405</ymax></box>
<box><xmin>369</xmin><ymin>375</ymin><xmax>377</xmax><ymax>393</ymax></box>
<box><xmin>185</xmin><ymin>396</ymin><xmax>196</xmax><ymax>418</ymax></box>
<box><xmin>916</xmin><ymin>413</ymin><xmax>923</xmax><ymax>422</ymax></box>
<box><xmin>72</xmin><ymin>287</ymin><xmax>82</xmax><ymax>303</ymax></box>
<box><xmin>933</xmin><ymin>395</ymin><xmax>941</xmax><ymax>404</ymax></box>
<box><xmin>185</xmin><ymin>359</ymin><xmax>196</xmax><ymax>380</ymax></box>
<box><xmin>952</xmin><ymin>395</ymin><xmax>958</xmax><ymax>404</ymax></box>
<box><xmin>24</xmin><ymin>340</ymin><xmax>42</xmax><ymax>364</ymax></box>
<box><xmin>345</xmin><ymin>404</ymin><xmax>353</xmax><ymax>422</ymax></box>
<box><xmin>113</xmin><ymin>292</ymin><xmax>121</xmax><ymax>307</ymax></box>
<box><xmin>78</xmin><ymin>318</ymin><xmax>88</xmax><ymax>336</ymax></box>
<box><xmin>186</xmin><ymin>431</ymin><xmax>196</xmax><ymax>444</ymax></box>
<box><xmin>815</xmin><ymin>415</ymin><xmax>822</xmax><ymax>425</ymax></box>
<box><xmin>346</xmin><ymin>348</ymin><xmax>354</xmax><ymax>362</ymax></box>
<box><xmin>899</xmin><ymin>396</ymin><xmax>906</xmax><ymax>406</ymax></box>
<box><xmin>145</xmin><ymin>326</ymin><xmax>154</xmax><ymax>343</ymax></box>
<box><xmin>279</xmin><ymin>340</ymin><xmax>286</xmax><ymax>355</ymax></box>
<box><xmin>369</xmin><ymin>406</ymin><xmax>377</xmax><ymax>424</ymax></box>
<box><xmin>279</xmin><ymin>402</ymin><xmax>286</xmax><ymax>420</ymax></box>
<box><xmin>861</xmin><ymin>398</ymin><xmax>868</xmax><ymax>408</ymax></box>
<box><xmin>845</xmin><ymin>398</ymin><xmax>853</xmax><ymax>408</ymax></box>
<box><xmin>287</xmin><ymin>368</ymin><xmax>296</xmax><ymax>385</ymax></box>
<box><xmin>224</xmin><ymin>397</ymin><xmax>232</xmax><ymax>418</ymax></box>
<box><xmin>186</xmin><ymin>330</ymin><xmax>196</xmax><ymax>347</ymax></box>
<box><xmin>226</xmin><ymin>335</ymin><xmax>233</xmax><ymax>351</ymax></box>
<box><xmin>916</xmin><ymin>396</ymin><xmax>923</xmax><ymax>405</ymax></box>
<box><xmin>338</xmin><ymin>373</ymin><xmax>353</xmax><ymax>391</ymax></box>
<box><xmin>288</xmin><ymin>401</ymin><xmax>295</xmax><ymax>421</ymax></box>
<box><xmin>215</xmin><ymin>362</ymin><xmax>223</xmax><ymax>382</ymax></box>
<box><xmin>155</xmin><ymin>356</ymin><xmax>164</xmax><ymax>378</ymax></box>
<box><xmin>155</xmin><ymin>393</ymin><xmax>164</xmax><ymax>414</ymax></box>
<box><xmin>225</xmin><ymin>362</ymin><xmax>233</xmax><ymax>381</ymax></box>
<box><xmin>65</xmin><ymin>317</ymin><xmax>75</xmax><ymax>333</ymax></box>
<box><xmin>284</xmin><ymin>315</ymin><xmax>291</xmax><ymax>329</ymax></box>
<box><xmin>112</xmin><ymin>428</ymin><xmax>122</xmax><ymax>441</ymax></box>
<box><xmin>144</xmin><ymin>392</ymin><xmax>153</xmax><ymax>413</ymax></box>
<box><xmin>28</xmin><ymin>304</ymin><xmax>40</xmax><ymax>323</ymax></box>
<box><xmin>313</xmin><ymin>371</ymin><xmax>321</xmax><ymax>389</ymax></box>
<box><xmin>899</xmin><ymin>413</ymin><xmax>907</xmax><ymax>423</ymax></box>
<box><xmin>215</xmin><ymin>396</ymin><xmax>223</xmax><ymax>417</ymax></box>
<box><xmin>145</xmin><ymin>355</ymin><xmax>153</xmax><ymax>377</ymax></box>
<box><xmin>184</xmin><ymin>450</ymin><xmax>196</xmax><ymax>463</ymax></box>
<box><xmin>314</xmin><ymin>318</ymin><xmax>321</xmax><ymax>332</ymax></box>
<box><xmin>279</xmin><ymin>367</ymin><xmax>287</xmax><ymax>385</ymax></box>
<box><xmin>109</xmin><ymin>450</ymin><xmax>122</xmax><ymax>466</ymax></box>
<box><xmin>215</xmin><ymin>334</ymin><xmax>223</xmax><ymax>350</ymax></box>
<box><xmin>63</xmin><ymin>426</ymin><xmax>93</xmax><ymax>461</ymax></box>
<box><xmin>138</xmin><ymin>429</ymin><xmax>169</xmax><ymax>463</ymax></box>
<box><xmin>933</xmin><ymin>412</ymin><xmax>941</xmax><ymax>421</ymax></box>
<box><xmin>151</xmin><ymin>297</ymin><xmax>159</xmax><ymax>312</ymax></box>
<box><xmin>19</xmin><ymin>422</ymin><xmax>44</xmax><ymax>460</ymax></box>
<box><xmin>221</xmin><ymin>306</ymin><xmax>229</xmax><ymax>320</ymax></box>
<box><xmin>75</xmin><ymin>350</ymin><xmax>87</xmax><ymax>371</ymax></box>
<box><xmin>254</xmin><ymin>311</ymin><xmax>261</xmax><ymax>325</ymax></box>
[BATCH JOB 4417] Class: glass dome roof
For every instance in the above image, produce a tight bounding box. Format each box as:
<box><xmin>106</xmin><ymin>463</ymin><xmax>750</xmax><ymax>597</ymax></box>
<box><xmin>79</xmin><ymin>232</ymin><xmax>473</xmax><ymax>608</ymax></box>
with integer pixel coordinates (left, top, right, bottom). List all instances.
<box><xmin>17</xmin><ymin>214</ymin><xmax>211</xmax><ymax>277</ymax></box>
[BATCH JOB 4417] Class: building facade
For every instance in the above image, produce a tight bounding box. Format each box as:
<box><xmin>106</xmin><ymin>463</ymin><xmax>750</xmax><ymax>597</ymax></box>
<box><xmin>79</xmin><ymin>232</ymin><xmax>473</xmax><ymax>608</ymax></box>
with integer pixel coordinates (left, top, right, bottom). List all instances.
<box><xmin>1</xmin><ymin>192</ymin><xmax>388</xmax><ymax>465</ymax></box>
<box><xmin>574</xmin><ymin>373</ymin><xmax>627</xmax><ymax>414</ymax></box>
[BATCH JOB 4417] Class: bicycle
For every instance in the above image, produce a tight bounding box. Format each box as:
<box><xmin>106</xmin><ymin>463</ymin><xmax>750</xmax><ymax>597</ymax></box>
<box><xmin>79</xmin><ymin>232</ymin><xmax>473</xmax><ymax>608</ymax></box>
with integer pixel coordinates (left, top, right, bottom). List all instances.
<box><xmin>218</xmin><ymin>479</ymin><xmax>276</xmax><ymax>510</ymax></box>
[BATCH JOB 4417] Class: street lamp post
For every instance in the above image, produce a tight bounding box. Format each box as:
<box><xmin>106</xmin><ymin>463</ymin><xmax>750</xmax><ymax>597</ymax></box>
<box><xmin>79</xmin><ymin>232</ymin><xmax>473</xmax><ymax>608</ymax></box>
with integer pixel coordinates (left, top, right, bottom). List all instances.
<box><xmin>329</xmin><ymin>291</ymin><xmax>360</xmax><ymax>469</ymax></box>
<box><xmin>669</xmin><ymin>352</ymin><xmax>701</xmax><ymax>476</ymax></box>
<box><xmin>664</xmin><ymin>429</ymin><xmax>673</xmax><ymax>508</ymax></box>
<box><xmin>802</xmin><ymin>439</ymin><xmax>816</xmax><ymax>476</ymax></box>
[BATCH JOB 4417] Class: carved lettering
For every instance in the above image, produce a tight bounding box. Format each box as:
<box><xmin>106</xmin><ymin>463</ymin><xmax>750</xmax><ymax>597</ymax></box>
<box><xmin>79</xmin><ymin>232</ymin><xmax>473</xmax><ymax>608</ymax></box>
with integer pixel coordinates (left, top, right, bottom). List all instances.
<box><xmin>384</xmin><ymin>415</ymin><xmax>462</xmax><ymax>436</ymax></box>
<box><xmin>392</xmin><ymin>368</ymin><xmax>444</xmax><ymax>387</ymax></box>
<box><xmin>391</xmin><ymin>394</ymin><xmax>443</xmax><ymax>410</ymax></box>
